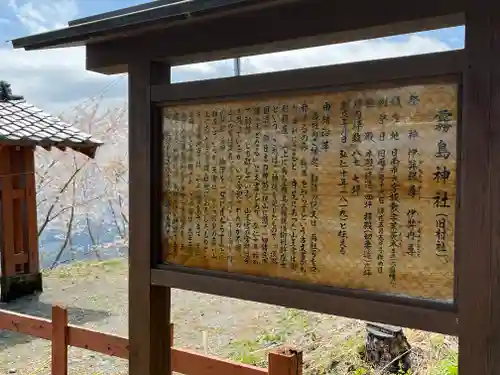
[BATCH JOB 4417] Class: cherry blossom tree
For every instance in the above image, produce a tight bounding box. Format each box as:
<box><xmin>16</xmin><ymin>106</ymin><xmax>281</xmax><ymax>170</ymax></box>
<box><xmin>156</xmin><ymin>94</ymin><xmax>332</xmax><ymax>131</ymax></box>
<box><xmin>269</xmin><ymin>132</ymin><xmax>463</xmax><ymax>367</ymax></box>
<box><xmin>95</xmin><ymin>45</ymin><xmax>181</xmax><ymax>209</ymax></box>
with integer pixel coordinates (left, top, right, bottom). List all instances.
<box><xmin>35</xmin><ymin>98</ymin><xmax>129</xmax><ymax>268</ymax></box>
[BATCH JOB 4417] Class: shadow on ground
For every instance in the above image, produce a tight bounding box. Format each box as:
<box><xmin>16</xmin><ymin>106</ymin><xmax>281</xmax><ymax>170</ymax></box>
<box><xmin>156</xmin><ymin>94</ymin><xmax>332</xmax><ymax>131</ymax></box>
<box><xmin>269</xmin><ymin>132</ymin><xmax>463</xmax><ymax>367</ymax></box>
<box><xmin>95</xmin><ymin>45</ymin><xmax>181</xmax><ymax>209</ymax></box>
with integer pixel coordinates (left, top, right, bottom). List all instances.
<box><xmin>0</xmin><ymin>293</ymin><xmax>111</xmax><ymax>349</ymax></box>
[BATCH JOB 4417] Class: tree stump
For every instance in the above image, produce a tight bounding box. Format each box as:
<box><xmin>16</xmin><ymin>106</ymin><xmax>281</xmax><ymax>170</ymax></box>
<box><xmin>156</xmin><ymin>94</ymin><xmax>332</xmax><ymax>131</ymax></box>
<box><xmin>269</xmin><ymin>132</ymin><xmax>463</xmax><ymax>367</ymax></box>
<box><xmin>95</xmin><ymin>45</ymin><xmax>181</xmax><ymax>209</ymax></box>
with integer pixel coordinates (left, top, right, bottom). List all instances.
<box><xmin>362</xmin><ymin>323</ymin><xmax>411</xmax><ymax>373</ymax></box>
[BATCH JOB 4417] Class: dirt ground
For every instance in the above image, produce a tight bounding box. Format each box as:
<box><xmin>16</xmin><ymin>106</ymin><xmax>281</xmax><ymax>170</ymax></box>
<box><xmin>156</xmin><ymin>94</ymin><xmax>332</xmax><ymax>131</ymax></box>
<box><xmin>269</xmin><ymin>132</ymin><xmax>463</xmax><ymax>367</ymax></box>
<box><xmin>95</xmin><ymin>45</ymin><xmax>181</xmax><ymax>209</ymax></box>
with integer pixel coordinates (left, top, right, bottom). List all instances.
<box><xmin>0</xmin><ymin>259</ymin><xmax>297</xmax><ymax>374</ymax></box>
<box><xmin>0</xmin><ymin>259</ymin><xmax>458</xmax><ymax>375</ymax></box>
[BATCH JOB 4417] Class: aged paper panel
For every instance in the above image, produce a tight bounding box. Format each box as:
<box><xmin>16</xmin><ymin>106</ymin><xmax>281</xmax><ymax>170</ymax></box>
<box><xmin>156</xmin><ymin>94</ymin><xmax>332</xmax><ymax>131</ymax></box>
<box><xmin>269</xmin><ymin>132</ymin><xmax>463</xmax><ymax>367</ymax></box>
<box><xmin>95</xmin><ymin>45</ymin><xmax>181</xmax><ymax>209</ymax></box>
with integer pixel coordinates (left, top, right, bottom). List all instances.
<box><xmin>162</xmin><ymin>83</ymin><xmax>457</xmax><ymax>301</ymax></box>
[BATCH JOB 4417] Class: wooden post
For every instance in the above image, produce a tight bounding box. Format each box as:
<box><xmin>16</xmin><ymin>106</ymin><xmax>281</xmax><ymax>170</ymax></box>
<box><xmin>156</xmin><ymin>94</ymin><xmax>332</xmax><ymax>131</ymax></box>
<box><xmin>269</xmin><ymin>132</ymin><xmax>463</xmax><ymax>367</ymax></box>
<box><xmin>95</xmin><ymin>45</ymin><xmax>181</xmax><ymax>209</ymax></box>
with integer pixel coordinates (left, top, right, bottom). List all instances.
<box><xmin>0</xmin><ymin>146</ymin><xmax>42</xmax><ymax>302</ymax></box>
<box><xmin>170</xmin><ymin>323</ymin><xmax>174</xmax><ymax>375</ymax></box>
<box><xmin>24</xmin><ymin>147</ymin><xmax>40</xmax><ymax>276</ymax></box>
<box><xmin>0</xmin><ymin>146</ymin><xmax>16</xmax><ymax>282</ymax></box>
<box><xmin>128</xmin><ymin>60</ymin><xmax>171</xmax><ymax>375</ymax></box>
<box><xmin>458</xmin><ymin>1</ymin><xmax>500</xmax><ymax>374</ymax></box>
<box><xmin>268</xmin><ymin>348</ymin><xmax>303</xmax><ymax>375</ymax></box>
<box><xmin>51</xmin><ymin>305</ymin><xmax>68</xmax><ymax>375</ymax></box>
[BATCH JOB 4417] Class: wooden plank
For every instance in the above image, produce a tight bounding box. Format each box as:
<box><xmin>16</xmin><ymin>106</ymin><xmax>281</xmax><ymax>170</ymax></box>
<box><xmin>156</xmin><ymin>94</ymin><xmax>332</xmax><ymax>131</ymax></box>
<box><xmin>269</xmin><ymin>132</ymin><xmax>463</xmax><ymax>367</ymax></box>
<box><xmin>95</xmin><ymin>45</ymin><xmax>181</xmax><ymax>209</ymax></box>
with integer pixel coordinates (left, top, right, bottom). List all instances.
<box><xmin>86</xmin><ymin>0</ymin><xmax>465</xmax><ymax>73</ymax></box>
<box><xmin>24</xmin><ymin>148</ymin><xmax>39</xmax><ymax>274</ymax></box>
<box><xmin>67</xmin><ymin>325</ymin><xmax>129</xmax><ymax>359</ymax></box>
<box><xmin>150</xmin><ymin>61</ymin><xmax>172</xmax><ymax>374</ymax></box>
<box><xmin>457</xmin><ymin>1</ymin><xmax>500</xmax><ymax>374</ymax></box>
<box><xmin>0</xmin><ymin>306</ymin><xmax>294</xmax><ymax>375</ymax></box>
<box><xmin>0</xmin><ymin>309</ymin><xmax>52</xmax><ymax>339</ymax></box>
<box><xmin>128</xmin><ymin>59</ymin><xmax>153</xmax><ymax>375</ymax></box>
<box><xmin>152</xmin><ymin>50</ymin><xmax>463</xmax><ymax>104</ymax></box>
<box><xmin>12</xmin><ymin>198</ymin><xmax>24</xmax><ymax>257</ymax></box>
<box><xmin>51</xmin><ymin>306</ymin><xmax>68</xmax><ymax>375</ymax></box>
<box><xmin>487</xmin><ymin>6</ymin><xmax>500</xmax><ymax>374</ymax></box>
<box><xmin>12</xmin><ymin>253</ymin><xmax>28</xmax><ymax>264</ymax></box>
<box><xmin>67</xmin><ymin>324</ymin><xmax>272</xmax><ymax>375</ymax></box>
<box><xmin>151</xmin><ymin>268</ymin><xmax>458</xmax><ymax>335</ymax></box>
<box><xmin>171</xmin><ymin>348</ymin><xmax>267</xmax><ymax>375</ymax></box>
<box><xmin>0</xmin><ymin>147</ymin><xmax>16</xmax><ymax>277</ymax></box>
<box><xmin>11</xmin><ymin>189</ymin><xmax>24</xmax><ymax>200</ymax></box>
<box><xmin>128</xmin><ymin>60</ymin><xmax>171</xmax><ymax>375</ymax></box>
<box><xmin>268</xmin><ymin>349</ymin><xmax>302</xmax><ymax>375</ymax></box>
<box><xmin>9</xmin><ymin>149</ymin><xmax>26</xmax><ymax>262</ymax></box>
<box><xmin>150</xmin><ymin>284</ymin><xmax>172</xmax><ymax>373</ymax></box>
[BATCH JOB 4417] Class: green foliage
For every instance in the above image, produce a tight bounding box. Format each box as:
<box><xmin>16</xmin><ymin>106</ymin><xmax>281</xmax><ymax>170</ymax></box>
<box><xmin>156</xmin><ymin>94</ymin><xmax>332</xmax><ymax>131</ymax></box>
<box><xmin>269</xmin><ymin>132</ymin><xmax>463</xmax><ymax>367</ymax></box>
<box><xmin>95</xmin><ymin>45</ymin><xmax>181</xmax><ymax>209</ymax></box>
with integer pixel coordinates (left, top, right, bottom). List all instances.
<box><xmin>226</xmin><ymin>309</ymin><xmax>312</xmax><ymax>367</ymax></box>
<box><xmin>224</xmin><ymin>306</ymin><xmax>459</xmax><ymax>375</ymax></box>
<box><xmin>433</xmin><ymin>353</ymin><xmax>458</xmax><ymax>375</ymax></box>
<box><xmin>353</xmin><ymin>368</ymin><xmax>369</xmax><ymax>375</ymax></box>
<box><xmin>47</xmin><ymin>258</ymin><xmax>126</xmax><ymax>278</ymax></box>
<box><xmin>226</xmin><ymin>332</ymin><xmax>284</xmax><ymax>366</ymax></box>
<box><xmin>226</xmin><ymin>338</ymin><xmax>264</xmax><ymax>366</ymax></box>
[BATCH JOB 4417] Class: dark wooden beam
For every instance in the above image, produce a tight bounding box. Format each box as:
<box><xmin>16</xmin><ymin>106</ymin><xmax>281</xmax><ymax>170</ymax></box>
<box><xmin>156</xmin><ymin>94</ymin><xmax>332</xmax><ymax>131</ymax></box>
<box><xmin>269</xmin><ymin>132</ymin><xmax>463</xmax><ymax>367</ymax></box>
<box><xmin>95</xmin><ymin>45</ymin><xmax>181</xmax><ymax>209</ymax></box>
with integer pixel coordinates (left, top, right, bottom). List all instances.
<box><xmin>151</xmin><ymin>50</ymin><xmax>464</xmax><ymax>104</ymax></box>
<box><xmin>86</xmin><ymin>0</ymin><xmax>465</xmax><ymax>74</ymax></box>
<box><xmin>128</xmin><ymin>60</ymin><xmax>171</xmax><ymax>375</ymax></box>
<box><xmin>457</xmin><ymin>0</ymin><xmax>500</xmax><ymax>374</ymax></box>
<box><xmin>151</xmin><ymin>268</ymin><xmax>458</xmax><ymax>335</ymax></box>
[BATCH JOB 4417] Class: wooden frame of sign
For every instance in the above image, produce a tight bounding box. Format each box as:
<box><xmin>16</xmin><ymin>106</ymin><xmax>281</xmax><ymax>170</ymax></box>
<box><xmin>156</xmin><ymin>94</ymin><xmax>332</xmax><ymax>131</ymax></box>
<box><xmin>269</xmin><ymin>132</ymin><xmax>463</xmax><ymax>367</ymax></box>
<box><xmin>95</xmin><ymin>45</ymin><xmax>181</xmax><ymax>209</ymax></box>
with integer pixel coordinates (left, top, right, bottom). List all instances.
<box><xmin>23</xmin><ymin>0</ymin><xmax>497</xmax><ymax>373</ymax></box>
<box><xmin>153</xmin><ymin>54</ymin><xmax>462</xmax><ymax>332</ymax></box>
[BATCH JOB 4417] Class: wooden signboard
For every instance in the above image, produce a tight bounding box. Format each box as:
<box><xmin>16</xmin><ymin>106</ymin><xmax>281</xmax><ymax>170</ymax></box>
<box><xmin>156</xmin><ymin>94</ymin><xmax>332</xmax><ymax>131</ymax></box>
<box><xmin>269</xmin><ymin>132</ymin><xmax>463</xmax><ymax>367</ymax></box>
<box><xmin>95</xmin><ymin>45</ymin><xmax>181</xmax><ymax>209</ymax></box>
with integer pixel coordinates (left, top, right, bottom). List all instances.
<box><xmin>16</xmin><ymin>1</ymin><xmax>497</xmax><ymax>373</ymax></box>
<box><xmin>162</xmin><ymin>82</ymin><xmax>457</xmax><ymax>301</ymax></box>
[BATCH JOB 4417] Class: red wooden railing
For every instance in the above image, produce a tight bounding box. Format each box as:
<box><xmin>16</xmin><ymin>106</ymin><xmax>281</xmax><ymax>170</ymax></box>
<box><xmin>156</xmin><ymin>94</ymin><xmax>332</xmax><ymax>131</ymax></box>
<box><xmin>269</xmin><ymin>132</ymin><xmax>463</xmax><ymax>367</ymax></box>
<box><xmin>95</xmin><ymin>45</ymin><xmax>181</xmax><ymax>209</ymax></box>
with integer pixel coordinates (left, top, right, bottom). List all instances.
<box><xmin>0</xmin><ymin>305</ymin><xmax>303</xmax><ymax>375</ymax></box>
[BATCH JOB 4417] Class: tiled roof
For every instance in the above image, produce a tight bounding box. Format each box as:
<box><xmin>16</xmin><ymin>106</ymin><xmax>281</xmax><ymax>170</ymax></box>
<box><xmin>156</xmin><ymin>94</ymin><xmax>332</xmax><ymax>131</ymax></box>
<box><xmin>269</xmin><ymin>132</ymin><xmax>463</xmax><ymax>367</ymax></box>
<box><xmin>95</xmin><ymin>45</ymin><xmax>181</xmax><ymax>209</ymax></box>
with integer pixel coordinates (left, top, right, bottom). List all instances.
<box><xmin>0</xmin><ymin>99</ymin><xmax>103</xmax><ymax>158</ymax></box>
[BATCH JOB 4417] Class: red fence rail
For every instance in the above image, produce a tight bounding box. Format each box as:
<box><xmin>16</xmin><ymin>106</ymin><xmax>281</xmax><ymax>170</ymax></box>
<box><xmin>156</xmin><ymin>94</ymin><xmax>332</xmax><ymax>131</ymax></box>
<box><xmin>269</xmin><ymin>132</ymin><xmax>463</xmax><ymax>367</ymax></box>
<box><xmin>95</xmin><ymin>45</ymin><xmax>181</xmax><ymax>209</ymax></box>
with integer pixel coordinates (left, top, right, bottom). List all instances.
<box><xmin>0</xmin><ymin>305</ymin><xmax>303</xmax><ymax>375</ymax></box>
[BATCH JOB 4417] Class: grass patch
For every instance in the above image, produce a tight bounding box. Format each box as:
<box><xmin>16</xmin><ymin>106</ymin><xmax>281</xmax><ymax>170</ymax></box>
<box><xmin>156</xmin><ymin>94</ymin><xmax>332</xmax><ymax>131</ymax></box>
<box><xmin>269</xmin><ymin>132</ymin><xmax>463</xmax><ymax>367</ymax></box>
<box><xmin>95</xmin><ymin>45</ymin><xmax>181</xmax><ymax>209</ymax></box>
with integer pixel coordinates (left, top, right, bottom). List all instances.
<box><xmin>44</xmin><ymin>258</ymin><xmax>127</xmax><ymax>279</ymax></box>
<box><xmin>224</xmin><ymin>309</ymin><xmax>458</xmax><ymax>375</ymax></box>
<box><xmin>428</xmin><ymin>352</ymin><xmax>458</xmax><ymax>375</ymax></box>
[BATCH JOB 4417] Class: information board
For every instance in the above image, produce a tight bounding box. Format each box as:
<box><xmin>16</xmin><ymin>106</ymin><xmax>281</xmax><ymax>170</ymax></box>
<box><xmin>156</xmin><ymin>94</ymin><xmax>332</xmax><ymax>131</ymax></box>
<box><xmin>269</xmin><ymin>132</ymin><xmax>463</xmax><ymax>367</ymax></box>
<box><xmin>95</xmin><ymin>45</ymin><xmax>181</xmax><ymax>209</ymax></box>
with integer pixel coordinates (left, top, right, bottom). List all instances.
<box><xmin>162</xmin><ymin>83</ymin><xmax>457</xmax><ymax>301</ymax></box>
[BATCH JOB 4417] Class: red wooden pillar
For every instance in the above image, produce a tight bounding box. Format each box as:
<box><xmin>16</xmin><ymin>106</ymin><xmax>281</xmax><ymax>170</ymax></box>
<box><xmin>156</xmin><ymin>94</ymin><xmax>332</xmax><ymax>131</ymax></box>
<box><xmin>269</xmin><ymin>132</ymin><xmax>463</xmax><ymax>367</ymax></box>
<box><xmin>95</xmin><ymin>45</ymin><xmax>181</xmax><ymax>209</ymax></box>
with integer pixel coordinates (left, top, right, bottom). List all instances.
<box><xmin>0</xmin><ymin>145</ymin><xmax>42</xmax><ymax>302</ymax></box>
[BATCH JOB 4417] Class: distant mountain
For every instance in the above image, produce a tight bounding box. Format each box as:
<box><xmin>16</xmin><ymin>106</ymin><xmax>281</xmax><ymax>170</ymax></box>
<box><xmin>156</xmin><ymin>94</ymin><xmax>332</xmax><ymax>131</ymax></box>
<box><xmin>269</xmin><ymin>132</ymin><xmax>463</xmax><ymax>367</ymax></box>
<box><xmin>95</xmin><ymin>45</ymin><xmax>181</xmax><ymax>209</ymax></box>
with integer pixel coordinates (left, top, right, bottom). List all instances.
<box><xmin>38</xmin><ymin>220</ymin><xmax>128</xmax><ymax>269</ymax></box>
